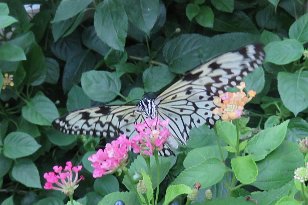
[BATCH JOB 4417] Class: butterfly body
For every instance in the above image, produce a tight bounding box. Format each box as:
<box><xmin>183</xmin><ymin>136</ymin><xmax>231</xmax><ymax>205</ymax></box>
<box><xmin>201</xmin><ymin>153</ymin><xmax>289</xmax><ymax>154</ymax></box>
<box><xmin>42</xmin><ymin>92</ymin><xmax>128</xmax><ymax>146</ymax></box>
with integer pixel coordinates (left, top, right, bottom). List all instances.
<box><xmin>52</xmin><ymin>44</ymin><xmax>265</xmax><ymax>155</ymax></box>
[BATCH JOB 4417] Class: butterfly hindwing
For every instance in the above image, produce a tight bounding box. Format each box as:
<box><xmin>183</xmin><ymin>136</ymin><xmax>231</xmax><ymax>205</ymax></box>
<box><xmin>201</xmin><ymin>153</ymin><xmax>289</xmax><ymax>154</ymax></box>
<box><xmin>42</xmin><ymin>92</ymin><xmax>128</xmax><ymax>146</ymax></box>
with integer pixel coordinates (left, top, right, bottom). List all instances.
<box><xmin>52</xmin><ymin>105</ymin><xmax>140</xmax><ymax>138</ymax></box>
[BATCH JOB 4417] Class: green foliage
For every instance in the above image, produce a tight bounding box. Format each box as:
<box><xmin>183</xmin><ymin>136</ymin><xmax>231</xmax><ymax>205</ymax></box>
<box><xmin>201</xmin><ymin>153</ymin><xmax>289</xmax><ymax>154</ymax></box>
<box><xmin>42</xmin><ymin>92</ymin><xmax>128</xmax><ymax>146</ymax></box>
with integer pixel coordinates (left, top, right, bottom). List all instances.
<box><xmin>1</xmin><ymin>0</ymin><xmax>308</xmax><ymax>204</ymax></box>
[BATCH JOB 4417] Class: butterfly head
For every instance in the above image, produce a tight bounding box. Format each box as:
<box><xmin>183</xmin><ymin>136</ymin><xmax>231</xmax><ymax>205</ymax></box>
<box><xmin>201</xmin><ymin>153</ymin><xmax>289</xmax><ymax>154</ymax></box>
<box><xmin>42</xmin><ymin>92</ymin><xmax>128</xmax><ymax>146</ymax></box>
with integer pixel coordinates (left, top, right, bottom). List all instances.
<box><xmin>137</xmin><ymin>97</ymin><xmax>157</xmax><ymax>119</ymax></box>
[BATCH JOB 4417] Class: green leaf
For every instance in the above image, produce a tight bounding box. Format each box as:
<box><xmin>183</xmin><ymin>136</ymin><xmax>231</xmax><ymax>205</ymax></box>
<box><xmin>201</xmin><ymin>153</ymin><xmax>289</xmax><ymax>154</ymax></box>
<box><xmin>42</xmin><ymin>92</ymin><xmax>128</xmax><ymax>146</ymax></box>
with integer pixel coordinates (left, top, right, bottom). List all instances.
<box><xmin>94</xmin><ymin>0</ymin><xmax>128</xmax><ymax>51</ymax></box>
<box><xmin>0</xmin><ymin>16</ymin><xmax>17</xmax><ymax>29</ymax></box>
<box><xmin>253</xmin><ymin>142</ymin><xmax>304</xmax><ymax>190</ymax></box>
<box><xmin>94</xmin><ymin>175</ymin><xmax>119</xmax><ymax>196</ymax></box>
<box><xmin>0</xmin><ymin>3</ymin><xmax>9</xmax><ymax>15</ymax></box>
<box><xmin>195</xmin><ymin>6</ymin><xmax>214</xmax><ymax>28</ymax></box>
<box><xmin>45</xmin><ymin>129</ymin><xmax>77</xmax><ymax>146</ymax></box>
<box><xmin>264</xmin><ymin>39</ymin><xmax>304</xmax><ymax>65</ymax></box>
<box><xmin>123</xmin><ymin>155</ymin><xmax>176</xmax><ymax>190</ymax></box>
<box><xmin>23</xmin><ymin>43</ymin><xmax>46</xmax><ymax>86</ymax></box>
<box><xmin>186</xmin><ymin>125</ymin><xmax>218</xmax><ymax>148</ymax></box>
<box><xmin>277</xmin><ymin>71</ymin><xmax>308</xmax><ymax>116</ymax></box>
<box><xmin>289</xmin><ymin>13</ymin><xmax>308</xmax><ymax>43</ymax></box>
<box><xmin>62</xmin><ymin>50</ymin><xmax>96</xmax><ymax>92</ymax></box>
<box><xmin>53</xmin><ymin>0</ymin><xmax>92</xmax><ymax>22</ymax></box>
<box><xmin>82</xmin><ymin>26</ymin><xmax>110</xmax><ymax>56</ymax></box>
<box><xmin>264</xmin><ymin>115</ymin><xmax>281</xmax><ymax>128</ymax></box>
<box><xmin>163</xmin><ymin>184</ymin><xmax>192</xmax><ymax>205</ymax></box>
<box><xmin>1</xmin><ymin>196</ymin><xmax>14</xmax><ymax>205</ymax></box>
<box><xmin>260</xmin><ymin>30</ymin><xmax>281</xmax><ymax>45</ymax></box>
<box><xmin>18</xmin><ymin>118</ymin><xmax>41</xmax><ymax>138</ymax></box>
<box><xmin>45</xmin><ymin>57</ymin><xmax>60</xmax><ymax>84</ymax></box>
<box><xmin>82</xmin><ymin>151</ymin><xmax>95</xmax><ymax>173</ymax></box>
<box><xmin>203</xmin><ymin>197</ymin><xmax>257</xmax><ymax>205</ymax></box>
<box><xmin>246</xmin><ymin>120</ymin><xmax>289</xmax><ymax>161</ymax></box>
<box><xmin>104</xmin><ymin>50</ymin><xmax>127</xmax><ymax>66</ymax></box>
<box><xmin>184</xmin><ymin>145</ymin><xmax>228</xmax><ymax>168</ymax></box>
<box><xmin>231</xmin><ymin>155</ymin><xmax>258</xmax><ymax>184</ymax></box>
<box><xmin>0</xmin><ymin>43</ymin><xmax>26</xmax><ymax>61</ymax></box>
<box><xmin>275</xmin><ymin>196</ymin><xmax>302</xmax><ymax>205</ymax></box>
<box><xmin>11</xmin><ymin>159</ymin><xmax>41</xmax><ymax>188</ymax></box>
<box><xmin>0</xmin><ymin>154</ymin><xmax>12</xmax><ymax>177</ymax></box>
<box><xmin>143</xmin><ymin>65</ymin><xmax>175</xmax><ymax>93</ymax></box>
<box><xmin>215</xmin><ymin>121</ymin><xmax>237</xmax><ymax>148</ymax></box>
<box><xmin>98</xmin><ymin>192</ymin><xmax>138</xmax><ymax>205</ymax></box>
<box><xmin>0</xmin><ymin>73</ymin><xmax>3</xmax><ymax>94</ymax></box>
<box><xmin>186</xmin><ymin>3</ymin><xmax>200</xmax><ymax>21</ymax></box>
<box><xmin>244</xmin><ymin>67</ymin><xmax>265</xmax><ymax>94</ymax></box>
<box><xmin>173</xmin><ymin>158</ymin><xmax>225</xmax><ymax>188</ymax></box>
<box><xmin>211</xmin><ymin>0</ymin><xmax>234</xmax><ymax>13</ymax></box>
<box><xmin>22</xmin><ymin>92</ymin><xmax>59</xmax><ymax>126</ymax></box>
<box><xmin>123</xmin><ymin>0</ymin><xmax>160</xmax><ymax>34</ymax></box>
<box><xmin>67</xmin><ymin>85</ymin><xmax>91</xmax><ymax>112</ymax></box>
<box><xmin>34</xmin><ymin>197</ymin><xmax>64</xmax><ymax>205</ymax></box>
<box><xmin>251</xmin><ymin>182</ymin><xmax>293</xmax><ymax>205</ymax></box>
<box><xmin>81</xmin><ymin>71</ymin><xmax>121</xmax><ymax>102</ymax></box>
<box><xmin>3</xmin><ymin>132</ymin><xmax>41</xmax><ymax>159</ymax></box>
<box><xmin>268</xmin><ymin>0</ymin><xmax>280</xmax><ymax>8</ymax></box>
<box><xmin>127</xmin><ymin>87</ymin><xmax>144</xmax><ymax>102</ymax></box>
<box><xmin>287</xmin><ymin>118</ymin><xmax>308</xmax><ymax>141</ymax></box>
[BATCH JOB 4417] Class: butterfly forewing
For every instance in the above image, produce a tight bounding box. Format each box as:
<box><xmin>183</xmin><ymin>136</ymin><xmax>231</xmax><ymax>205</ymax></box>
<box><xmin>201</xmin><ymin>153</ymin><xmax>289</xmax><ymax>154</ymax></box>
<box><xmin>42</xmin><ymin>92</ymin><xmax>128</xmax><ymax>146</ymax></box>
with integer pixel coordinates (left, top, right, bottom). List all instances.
<box><xmin>156</xmin><ymin>44</ymin><xmax>265</xmax><ymax>148</ymax></box>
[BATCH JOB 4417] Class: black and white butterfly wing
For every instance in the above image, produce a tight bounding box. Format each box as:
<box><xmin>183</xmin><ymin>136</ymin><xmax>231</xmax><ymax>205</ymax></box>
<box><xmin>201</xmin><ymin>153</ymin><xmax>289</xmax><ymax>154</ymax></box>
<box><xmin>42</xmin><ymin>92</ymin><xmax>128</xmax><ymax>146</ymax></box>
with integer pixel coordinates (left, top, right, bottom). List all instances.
<box><xmin>52</xmin><ymin>105</ymin><xmax>142</xmax><ymax>139</ymax></box>
<box><xmin>156</xmin><ymin>44</ymin><xmax>265</xmax><ymax>149</ymax></box>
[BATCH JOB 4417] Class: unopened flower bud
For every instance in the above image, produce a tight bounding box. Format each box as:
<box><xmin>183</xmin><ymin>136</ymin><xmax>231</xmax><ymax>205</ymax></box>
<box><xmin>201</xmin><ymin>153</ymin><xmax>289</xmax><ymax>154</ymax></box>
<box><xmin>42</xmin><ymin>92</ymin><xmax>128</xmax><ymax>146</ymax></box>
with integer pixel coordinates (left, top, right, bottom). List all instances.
<box><xmin>299</xmin><ymin>137</ymin><xmax>308</xmax><ymax>153</ymax></box>
<box><xmin>205</xmin><ymin>189</ymin><xmax>212</xmax><ymax>200</ymax></box>
<box><xmin>187</xmin><ymin>189</ymin><xmax>198</xmax><ymax>201</ymax></box>
<box><xmin>137</xmin><ymin>180</ymin><xmax>147</xmax><ymax>194</ymax></box>
<box><xmin>175</xmin><ymin>28</ymin><xmax>181</xmax><ymax>33</ymax></box>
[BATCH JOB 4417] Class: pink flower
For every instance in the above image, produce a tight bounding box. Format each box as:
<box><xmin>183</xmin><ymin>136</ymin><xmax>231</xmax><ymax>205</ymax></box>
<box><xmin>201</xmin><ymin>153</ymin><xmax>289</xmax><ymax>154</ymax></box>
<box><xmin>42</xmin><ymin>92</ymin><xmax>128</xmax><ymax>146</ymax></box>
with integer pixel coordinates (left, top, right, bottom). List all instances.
<box><xmin>43</xmin><ymin>161</ymin><xmax>84</xmax><ymax>196</ymax></box>
<box><xmin>131</xmin><ymin>118</ymin><xmax>170</xmax><ymax>156</ymax></box>
<box><xmin>88</xmin><ymin>135</ymin><xmax>130</xmax><ymax>178</ymax></box>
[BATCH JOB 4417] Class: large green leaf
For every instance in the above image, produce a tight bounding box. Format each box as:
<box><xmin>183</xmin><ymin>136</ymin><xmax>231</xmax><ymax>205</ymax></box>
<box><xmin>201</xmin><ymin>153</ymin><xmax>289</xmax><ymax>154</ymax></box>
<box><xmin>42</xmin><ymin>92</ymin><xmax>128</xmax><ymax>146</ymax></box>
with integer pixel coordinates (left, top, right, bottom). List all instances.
<box><xmin>163</xmin><ymin>184</ymin><xmax>192</xmax><ymax>205</ymax></box>
<box><xmin>62</xmin><ymin>50</ymin><xmax>96</xmax><ymax>92</ymax></box>
<box><xmin>94</xmin><ymin>0</ymin><xmax>128</xmax><ymax>51</ymax></box>
<box><xmin>0</xmin><ymin>154</ymin><xmax>12</xmax><ymax>177</ymax></box>
<box><xmin>94</xmin><ymin>175</ymin><xmax>119</xmax><ymax>196</ymax></box>
<box><xmin>246</xmin><ymin>120</ymin><xmax>289</xmax><ymax>161</ymax></box>
<box><xmin>289</xmin><ymin>13</ymin><xmax>308</xmax><ymax>43</ymax></box>
<box><xmin>53</xmin><ymin>0</ymin><xmax>92</xmax><ymax>22</ymax></box>
<box><xmin>211</xmin><ymin>0</ymin><xmax>234</xmax><ymax>13</ymax></box>
<box><xmin>82</xmin><ymin>26</ymin><xmax>110</xmax><ymax>56</ymax></box>
<box><xmin>264</xmin><ymin>39</ymin><xmax>304</xmax><ymax>65</ymax></box>
<box><xmin>186</xmin><ymin>3</ymin><xmax>200</xmax><ymax>21</ymax></box>
<box><xmin>231</xmin><ymin>155</ymin><xmax>258</xmax><ymax>184</ymax></box>
<box><xmin>244</xmin><ymin>67</ymin><xmax>265</xmax><ymax>94</ymax></box>
<box><xmin>186</xmin><ymin>125</ymin><xmax>218</xmax><ymax>148</ymax></box>
<box><xmin>22</xmin><ymin>92</ymin><xmax>59</xmax><ymax>126</ymax></box>
<box><xmin>195</xmin><ymin>6</ymin><xmax>214</xmax><ymax>28</ymax></box>
<box><xmin>34</xmin><ymin>197</ymin><xmax>64</xmax><ymax>205</ymax></box>
<box><xmin>143</xmin><ymin>65</ymin><xmax>175</xmax><ymax>93</ymax></box>
<box><xmin>277</xmin><ymin>71</ymin><xmax>308</xmax><ymax>116</ymax></box>
<box><xmin>0</xmin><ymin>43</ymin><xmax>26</xmax><ymax>62</ymax></box>
<box><xmin>0</xmin><ymin>3</ymin><xmax>9</xmax><ymax>15</ymax></box>
<box><xmin>67</xmin><ymin>85</ymin><xmax>91</xmax><ymax>112</ymax></box>
<box><xmin>173</xmin><ymin>158</ymin><xmax>226</xmax><ymax>188</ymax></box>
<box><xmin>23</xmin><ymin>43</ymin><xmax>46</xmax><ymax>86</ymax></box>
<box><xmin>215</xmin><ymin>121</ymin><xmax>237</xmax><ymax>148</ymax></box>
<box><xmin>44</xmin><ymin>57</ymin><xmax>60</xmax><ymax>84</ymax></box>
<box><xmin>3</xmin><ymin>132</ymin><xmax>41</xmax><ymax>159</ymax></box>
<box><xmin>11</xmin><ymin>159</ymin><xmax>41</xmax><ymax>188</ymax></box>
<box><xmin>123</xmin><ymin>0</ymin><xmax>160</xmax><ymax>34</ymax></box>
<box><xmin>0</xmin><ymin>16</ymin><xmax>17</xmax><ymax>29</ymax></box>
<box><xmin>45</xmin><ymin>129</ymin><xmax>77</xmax><ymax>146</ymax></box>
<box><xmin>81</xmin><ymin>70</ymin><xmax>121</xmax><ymax>102</ymax></box>
<box><xmin>252</xmin><ymin>142</ymin><xmax>304</xmax><ymax>190</ymax></box>
<box><xmin>99</xmin><ymin>192</ymin><xmax>138</xmax><ymax>205</ymax></box>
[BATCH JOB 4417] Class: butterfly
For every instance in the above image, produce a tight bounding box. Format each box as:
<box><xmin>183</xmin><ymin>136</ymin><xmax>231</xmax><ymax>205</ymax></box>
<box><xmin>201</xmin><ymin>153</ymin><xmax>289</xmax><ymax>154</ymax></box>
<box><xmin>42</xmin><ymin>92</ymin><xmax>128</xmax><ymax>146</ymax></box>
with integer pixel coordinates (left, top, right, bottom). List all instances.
<box><xmin>52</xmin><ymin>44</ymin><xmax>265</xmax><ymax>156</ymax></box>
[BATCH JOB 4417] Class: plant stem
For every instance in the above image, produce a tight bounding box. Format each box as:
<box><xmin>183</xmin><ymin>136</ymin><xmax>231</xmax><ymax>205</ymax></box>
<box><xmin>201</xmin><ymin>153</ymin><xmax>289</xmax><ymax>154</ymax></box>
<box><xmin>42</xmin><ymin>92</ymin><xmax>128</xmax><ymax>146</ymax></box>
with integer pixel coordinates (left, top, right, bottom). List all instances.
<box><xmin>301</xmin><ymin>183</ymin><xmax>308</xmax><ymax>204</ymax></box>
<box><xmin>154</xmin><ymin>152</ymin><xmax>160</xmax><ymax>205</ymax></box>
<box><xmin>69</xmin><ymin>194</ymin><xmax>74</xmax><ymax>205</ymax></box>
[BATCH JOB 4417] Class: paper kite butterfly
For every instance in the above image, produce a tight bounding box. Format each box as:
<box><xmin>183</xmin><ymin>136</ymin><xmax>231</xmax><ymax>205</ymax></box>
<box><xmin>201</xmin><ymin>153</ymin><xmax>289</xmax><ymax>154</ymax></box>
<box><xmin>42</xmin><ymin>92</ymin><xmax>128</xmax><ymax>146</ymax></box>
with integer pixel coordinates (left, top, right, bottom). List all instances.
<box><xmin>52</xmin><ymin>44</ymin><xmax>265</xmax><ymax>156</ymax></box>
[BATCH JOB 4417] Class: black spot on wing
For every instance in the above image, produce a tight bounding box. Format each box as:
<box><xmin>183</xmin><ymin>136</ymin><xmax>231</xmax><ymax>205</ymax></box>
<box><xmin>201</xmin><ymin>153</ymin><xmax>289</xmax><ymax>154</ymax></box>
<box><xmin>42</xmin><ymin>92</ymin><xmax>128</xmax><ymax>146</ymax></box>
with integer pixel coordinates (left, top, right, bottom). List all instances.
<box><xmin>96</xmin><ymin>106</ymin><xmax>111</xmax><ymax>115</ymax></box>
<box><xmin>183</xmin><ymin>71</ymin><xmax>203</xmax><ymax>81</ymax></box>
<box><xmin>208</xmin><ymin>62</ymin><xmax>220</xmax><ymax>70</ymax></box>
<box><xmin>238</xmin><ymin>46</ymin><xmax>249</xmax><ymax>58</ymax></box>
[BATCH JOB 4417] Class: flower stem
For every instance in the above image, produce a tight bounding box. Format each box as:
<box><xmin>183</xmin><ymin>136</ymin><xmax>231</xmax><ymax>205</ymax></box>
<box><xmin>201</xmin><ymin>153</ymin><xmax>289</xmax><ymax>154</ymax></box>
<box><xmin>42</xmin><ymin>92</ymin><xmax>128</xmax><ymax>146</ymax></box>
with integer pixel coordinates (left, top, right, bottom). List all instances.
<box><xmin>154</xmin><ymin>152</ymin><xmax>160</xmax><ymax>205</ymax></box>
<box><xmin>69</xmin><ymin>194</ymin><xmax>74</xmax><ymax>205</ymax></box>
<box><xmin>301</xmin><ymin>183</ymin><xmax>308</xmax><ymax>204</ymax></box>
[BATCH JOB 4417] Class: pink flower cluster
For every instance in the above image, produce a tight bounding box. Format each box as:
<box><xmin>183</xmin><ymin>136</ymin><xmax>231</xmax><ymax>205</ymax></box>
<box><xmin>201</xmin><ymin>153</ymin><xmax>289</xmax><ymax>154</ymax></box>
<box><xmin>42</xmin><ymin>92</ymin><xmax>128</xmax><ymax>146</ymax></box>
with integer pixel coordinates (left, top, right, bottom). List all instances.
<box><xmin>43</xmin><ymin>161</ymin><xmax>84</xmax><ymax>196</ymax></box>
<box><xmin>88</xmin><ymin>118</ymin><xmax>171</xmax><ymax>178</ymax></box>
<box><xmin>88</xmin><ymin>135</ymin><xmax>131</xmax><ymax>178</ymax></box>
<box><xmin>131</xmin><ymin>118</ymin><xmax>170</xmax><ymax>156</ymax></box>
